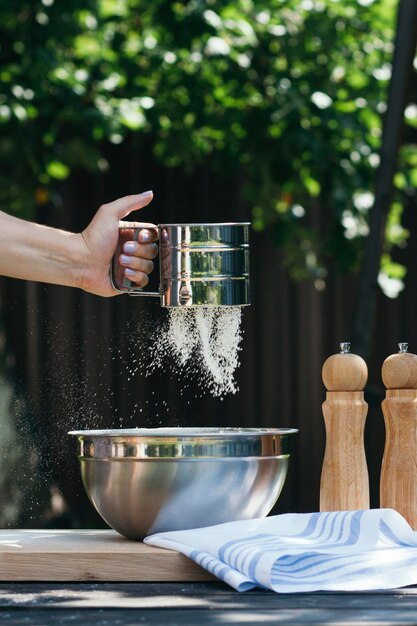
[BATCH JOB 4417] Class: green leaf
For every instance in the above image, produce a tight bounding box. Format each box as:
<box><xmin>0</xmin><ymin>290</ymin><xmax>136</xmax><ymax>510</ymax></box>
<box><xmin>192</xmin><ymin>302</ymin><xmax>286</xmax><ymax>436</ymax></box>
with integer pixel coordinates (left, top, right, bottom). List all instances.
<box><xmin>46</xmin><ymin>161</ymin><xmax>70</xmax><ymax>180</ymax></box>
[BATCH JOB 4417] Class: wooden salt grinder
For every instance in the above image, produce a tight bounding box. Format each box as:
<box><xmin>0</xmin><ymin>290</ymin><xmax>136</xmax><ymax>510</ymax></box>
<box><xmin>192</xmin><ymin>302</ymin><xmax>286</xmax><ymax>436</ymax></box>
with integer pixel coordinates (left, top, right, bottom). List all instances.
<box><xmin>380</xmin><ymin>343</ymin><xmax>417</xmax><ymax>529</ymax></box>
<box><xmin>320</xmin><ymin>342</ymin><xmax>370</xmax><ymax>511</ymax></box>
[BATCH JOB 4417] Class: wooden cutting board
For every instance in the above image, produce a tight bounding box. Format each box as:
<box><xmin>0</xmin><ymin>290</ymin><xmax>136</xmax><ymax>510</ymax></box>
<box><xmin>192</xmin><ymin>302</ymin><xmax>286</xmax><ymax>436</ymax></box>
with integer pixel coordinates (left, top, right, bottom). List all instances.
<box><xmin>0</xmin><ymin>529</ymin><xmax>215</xmax><ymax>582</ymax></box>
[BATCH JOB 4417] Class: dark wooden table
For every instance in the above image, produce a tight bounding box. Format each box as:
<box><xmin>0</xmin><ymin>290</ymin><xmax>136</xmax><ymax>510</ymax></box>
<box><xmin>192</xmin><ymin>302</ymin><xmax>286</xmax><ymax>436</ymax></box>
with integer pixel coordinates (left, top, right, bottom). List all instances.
<box><xmin>2</xmin><ymin>582</ymin><xmax>417</xmax><ymax>625</ymax></box>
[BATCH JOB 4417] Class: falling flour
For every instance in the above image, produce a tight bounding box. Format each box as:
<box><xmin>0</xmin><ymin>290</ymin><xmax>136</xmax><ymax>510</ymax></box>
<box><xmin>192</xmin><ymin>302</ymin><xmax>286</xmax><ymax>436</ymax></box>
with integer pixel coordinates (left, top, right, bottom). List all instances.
<box><xmin>150</xmin><ymin>307</ymin><xmax>243</xmax><ymax>397</ymax></box>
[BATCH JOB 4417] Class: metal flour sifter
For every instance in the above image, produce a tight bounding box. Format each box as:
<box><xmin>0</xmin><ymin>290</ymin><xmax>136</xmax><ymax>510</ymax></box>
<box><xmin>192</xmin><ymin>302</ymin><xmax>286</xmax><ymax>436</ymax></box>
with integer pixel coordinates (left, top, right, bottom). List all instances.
<box><xmin>111</xmin><ymin>222</ymin><xmax>250</xmax><ymax>307</ymax></box>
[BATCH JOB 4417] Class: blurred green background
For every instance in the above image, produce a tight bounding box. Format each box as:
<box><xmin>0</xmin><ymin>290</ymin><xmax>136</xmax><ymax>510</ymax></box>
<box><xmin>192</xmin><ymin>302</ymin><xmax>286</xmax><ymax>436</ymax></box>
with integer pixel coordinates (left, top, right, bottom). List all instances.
<box><xmin>1</xmin><ymin>0</ymin><xmax>417</xmax><ymax>529</ymax></box>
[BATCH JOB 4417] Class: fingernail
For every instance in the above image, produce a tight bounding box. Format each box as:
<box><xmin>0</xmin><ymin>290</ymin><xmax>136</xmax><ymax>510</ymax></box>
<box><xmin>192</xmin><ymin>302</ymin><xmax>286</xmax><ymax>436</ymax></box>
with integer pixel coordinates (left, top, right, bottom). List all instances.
<box><xmin>120</xmin><ymin>254</ymin><xmax>132</xmax><ymax>265</ymax></box>
<box><xmin>140</xmin><ymin>190</ymin><xmax>153</xmax><ymax>197</ymax></box>
<box><xmin>138</xmin><ymin>230</ymin><xmax>152</xmax><ymax>242</ymax></box>
<box><xmin>123</xmin><ymin>242</ymin><xmax>136</xmax><ymax>253</ymax></box>
<box><xmin>125</xmin><ymin>268</ymin><xmax>135</xmax><ymax>276</ymax></box>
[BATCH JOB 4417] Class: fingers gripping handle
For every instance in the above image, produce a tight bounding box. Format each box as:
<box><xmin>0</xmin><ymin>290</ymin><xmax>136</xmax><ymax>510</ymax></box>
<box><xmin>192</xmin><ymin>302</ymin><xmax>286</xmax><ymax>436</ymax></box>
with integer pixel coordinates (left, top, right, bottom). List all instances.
<box><xmin>111</xmin><ymin>225</ymin><xmax>160</xmax><ymax>297</ymax></box>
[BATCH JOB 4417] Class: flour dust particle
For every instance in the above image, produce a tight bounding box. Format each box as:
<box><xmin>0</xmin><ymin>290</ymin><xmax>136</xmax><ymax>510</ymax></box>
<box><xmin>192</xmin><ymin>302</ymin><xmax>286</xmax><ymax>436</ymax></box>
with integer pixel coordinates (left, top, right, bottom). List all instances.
<box><xmin>150</xmin><ymin>307</ymin><xmax>243</xmax><ymax>397</ymax></box>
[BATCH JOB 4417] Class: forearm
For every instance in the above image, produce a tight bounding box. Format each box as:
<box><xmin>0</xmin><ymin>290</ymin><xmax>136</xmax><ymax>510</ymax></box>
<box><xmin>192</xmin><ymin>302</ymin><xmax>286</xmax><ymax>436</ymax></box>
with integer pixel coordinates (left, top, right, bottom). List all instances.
<box><xmin>0</xmin><ymin>210</ymin><xmax>83</xmax><ymax>288</ymax></box>
<box><xmin>0</xmin><ymin>192</ymin><xmax>155</xmax><ymax>296</ymax></box>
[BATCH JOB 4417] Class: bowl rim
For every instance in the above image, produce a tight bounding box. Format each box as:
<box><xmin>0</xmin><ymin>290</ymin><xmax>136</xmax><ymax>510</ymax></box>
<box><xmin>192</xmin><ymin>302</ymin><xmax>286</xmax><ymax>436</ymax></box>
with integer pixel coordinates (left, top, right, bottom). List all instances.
<box><xmin>68</xmin><ymin>427</ymin><xmax>298</xmax><ymax>438</ymax></box>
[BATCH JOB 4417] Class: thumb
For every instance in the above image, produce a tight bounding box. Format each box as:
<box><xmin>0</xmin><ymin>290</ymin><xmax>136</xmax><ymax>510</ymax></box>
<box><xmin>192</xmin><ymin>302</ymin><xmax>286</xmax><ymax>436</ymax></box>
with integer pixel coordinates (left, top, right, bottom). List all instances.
<box><xmin>104</xmin><ymin>191</ymin><xmax>154</xmax><ymax>220</ymax></box>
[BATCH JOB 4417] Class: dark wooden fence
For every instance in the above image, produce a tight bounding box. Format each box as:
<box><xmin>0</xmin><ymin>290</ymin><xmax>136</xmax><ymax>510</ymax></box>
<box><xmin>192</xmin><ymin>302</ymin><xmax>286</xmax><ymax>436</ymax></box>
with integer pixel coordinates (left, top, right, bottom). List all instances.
<box><xmin>1</xmin><ymin>139</ymin><xmax>417</xmax><ymax>528</ymax></box>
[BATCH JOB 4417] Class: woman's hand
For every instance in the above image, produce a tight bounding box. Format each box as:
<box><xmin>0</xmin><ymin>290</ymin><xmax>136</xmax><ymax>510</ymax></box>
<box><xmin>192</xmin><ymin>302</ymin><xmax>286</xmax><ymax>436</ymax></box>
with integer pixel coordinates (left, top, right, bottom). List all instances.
<box><xmin>79</xmin><ymin>191</ymin><xmax>158</xmax><ymax>297</ymax></box>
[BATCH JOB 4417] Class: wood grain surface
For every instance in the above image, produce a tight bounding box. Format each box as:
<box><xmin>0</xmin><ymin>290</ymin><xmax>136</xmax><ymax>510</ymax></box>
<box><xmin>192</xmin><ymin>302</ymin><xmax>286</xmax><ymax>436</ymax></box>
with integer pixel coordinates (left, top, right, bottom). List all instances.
<box><xmin>2</xmin><ymin>582</ymin><xmax>417</xmax><ymax>625</ymax></box>
<box><xmin>380</xmin><ymin>389</ymin><xmax>417</xmax><ymax>529</ymax></box>
<box><xmin>0</xmin><ymin>529</ymin><xmax>215</xmax><ymax>582</ymax></box>
<box><xmin>320</xmin><ymin>391</ymin><xmax>370</xmax><ymax>512</ymax></box>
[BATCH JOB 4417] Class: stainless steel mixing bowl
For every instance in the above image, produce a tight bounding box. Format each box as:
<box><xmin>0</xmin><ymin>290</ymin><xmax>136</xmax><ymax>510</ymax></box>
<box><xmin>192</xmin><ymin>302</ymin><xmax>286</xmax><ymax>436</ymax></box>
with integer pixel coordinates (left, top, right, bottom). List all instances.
<box><xmin>69</xmin><ymin>427</ymin><xmax>298</xmax><ymax>540</ymax></box>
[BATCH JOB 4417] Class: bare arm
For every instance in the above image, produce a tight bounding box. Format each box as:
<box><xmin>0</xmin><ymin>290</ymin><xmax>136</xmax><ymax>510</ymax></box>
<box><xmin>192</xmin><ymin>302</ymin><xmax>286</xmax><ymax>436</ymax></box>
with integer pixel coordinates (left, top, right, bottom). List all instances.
<box><xmin>0</xmin><ymin>191</ymin><xmax>158</xmax><ymax>297</ymax></box>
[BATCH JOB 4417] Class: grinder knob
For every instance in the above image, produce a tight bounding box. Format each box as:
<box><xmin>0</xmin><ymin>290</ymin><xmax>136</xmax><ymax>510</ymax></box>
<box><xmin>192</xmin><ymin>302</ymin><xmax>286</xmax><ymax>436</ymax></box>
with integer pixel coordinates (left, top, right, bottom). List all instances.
<box><xmin>322</xmin><ymin>342</ymin><xmax>368</xmax><ymax>391</ymax></box>
<box><xmin>382</xmin><ymin>342</ymin><xmax>417</xmax><ymax>389</ymax></box>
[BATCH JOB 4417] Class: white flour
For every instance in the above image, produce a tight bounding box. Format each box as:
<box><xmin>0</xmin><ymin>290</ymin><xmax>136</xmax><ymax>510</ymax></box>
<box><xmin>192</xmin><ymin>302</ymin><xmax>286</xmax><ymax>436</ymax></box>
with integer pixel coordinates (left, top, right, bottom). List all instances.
<box><xmin>150</xmin><ymin>307</ymin><xmax>243</xmax><ymax>397</ymax></box>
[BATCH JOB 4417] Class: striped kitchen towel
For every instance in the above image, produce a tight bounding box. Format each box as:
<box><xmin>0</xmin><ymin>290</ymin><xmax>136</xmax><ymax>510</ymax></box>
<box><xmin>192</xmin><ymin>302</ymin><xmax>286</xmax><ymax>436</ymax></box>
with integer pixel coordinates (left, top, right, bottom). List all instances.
<box><xmin>144</xmin><ymin>509</ymin><xmax>417</xmax><ymax>592</ymax></box>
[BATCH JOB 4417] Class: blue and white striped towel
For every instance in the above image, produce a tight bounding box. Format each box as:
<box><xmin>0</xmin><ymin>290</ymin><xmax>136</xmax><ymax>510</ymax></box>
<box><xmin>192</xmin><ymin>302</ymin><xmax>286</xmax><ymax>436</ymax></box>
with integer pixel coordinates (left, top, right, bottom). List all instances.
<box><xmin>144</xmin><ymin>509</ymin><xmax>417</xmax><ymax>592</ymax></box>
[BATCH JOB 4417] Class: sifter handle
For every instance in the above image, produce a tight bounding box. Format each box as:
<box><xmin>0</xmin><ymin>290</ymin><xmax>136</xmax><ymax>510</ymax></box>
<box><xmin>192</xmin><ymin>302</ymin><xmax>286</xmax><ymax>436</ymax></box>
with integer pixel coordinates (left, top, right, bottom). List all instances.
<box><xmin>110</xmin><ymin>224</ymin><xmax>160</xmax><ymax>297</ymax></box>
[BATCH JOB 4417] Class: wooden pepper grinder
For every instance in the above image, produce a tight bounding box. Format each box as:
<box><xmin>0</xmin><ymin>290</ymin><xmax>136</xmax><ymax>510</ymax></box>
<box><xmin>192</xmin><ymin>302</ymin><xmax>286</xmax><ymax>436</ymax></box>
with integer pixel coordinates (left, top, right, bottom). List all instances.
<box><xmin>380</xmin><ymin>342</ymin><xmax>417</xmax><ymax>528</ymax></box>
<box><xmin>320</xmin><ymin>342</ymin><xmax>370</xmax><ymax>511</ymax></box>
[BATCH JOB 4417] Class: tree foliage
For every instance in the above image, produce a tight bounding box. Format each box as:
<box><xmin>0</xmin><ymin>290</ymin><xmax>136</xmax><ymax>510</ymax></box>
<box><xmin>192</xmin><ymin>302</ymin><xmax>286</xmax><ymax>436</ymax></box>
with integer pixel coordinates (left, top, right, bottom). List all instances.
<box><xmin>0</xmin><ymin>0</ymin><xmax>414</xmax><ymax>289</ymax></box>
